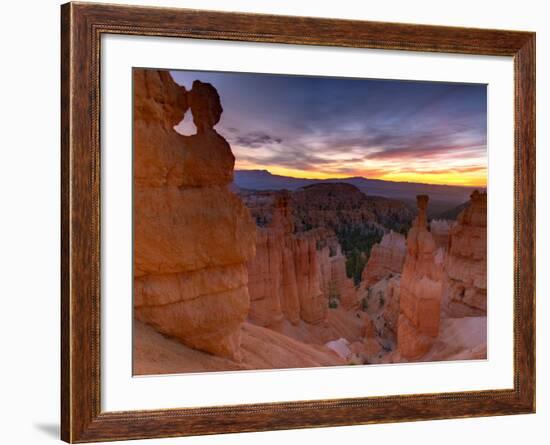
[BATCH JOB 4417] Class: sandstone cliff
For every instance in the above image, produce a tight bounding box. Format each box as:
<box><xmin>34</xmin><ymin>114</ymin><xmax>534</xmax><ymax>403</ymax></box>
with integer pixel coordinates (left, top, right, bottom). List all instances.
<box><xmin>133</xmin><ymin>70</ymin><xmax>256</xmax><ymax>361</ymax></box>
<box><xmin>247</xmin><ymin>195</ymin><xmax>327</xmax><ymax>327</ymax></box>
<box><xmin>318</xmin><ymin>242</ymin><xmax>359</xmax><ymax>310</ymax></box>
<box><xmin>361</xmin><ymin>231</ymin><xmax>406</xmax><ymax>288</ymax></box>
<box><xmin>397</xmin><ymin>195</ymin><xmax>444</xmax><ymax>360</ymax></box>
<box><xmin>443</xmin><ymin>191</ymin><xmax>487</xmax><ymax>317</ymax></box>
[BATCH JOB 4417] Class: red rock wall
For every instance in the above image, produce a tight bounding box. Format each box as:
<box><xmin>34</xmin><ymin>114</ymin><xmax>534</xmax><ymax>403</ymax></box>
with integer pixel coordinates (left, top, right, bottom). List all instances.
<box><xmin>362</xmin><ymin>231</ymin><xmax>406</xmax><ymax>288</ymax></box>
<box><xmin>318</xmin><ymin>244</ymin><xmax>358</xmax><ymax>310</ymax></box>
<box><xmin>443</xmin><ymin>191</ymin><xmax>487</xmax><ymax>317</ymax></box>
<box><xmin>247</xmin><ymin>196</ymin><xmax>328</xmax><ymax>326</ymax></box>
<box><xmin>247</xmin><ymin>196</ymin><xmax>292</xmax><ymax>326</ymax></box>
<box><xmin>133</xmin><ymin>70</ymin><xmax>256</xmax><ymax>361</ymax></box>
<box><xmin>246</xmin><ymin>197</ymin><xmax>352</xmax><ymax>326</ymax></box>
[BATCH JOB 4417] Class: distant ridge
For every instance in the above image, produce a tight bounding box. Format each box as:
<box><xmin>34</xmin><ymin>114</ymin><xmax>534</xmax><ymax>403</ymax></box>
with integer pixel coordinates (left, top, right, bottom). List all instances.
<box><xmin>234</xmin><ymin>169</ymin><xmax>482</xmax><ymax>214</ymax></box>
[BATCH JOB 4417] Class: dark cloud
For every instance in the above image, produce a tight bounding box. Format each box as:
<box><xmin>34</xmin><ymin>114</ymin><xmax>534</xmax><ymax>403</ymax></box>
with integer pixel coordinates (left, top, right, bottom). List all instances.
<box><xmin>233</xmin><ymin>131</ymin><xmax>283</xmax><ymax>148</ymax></box>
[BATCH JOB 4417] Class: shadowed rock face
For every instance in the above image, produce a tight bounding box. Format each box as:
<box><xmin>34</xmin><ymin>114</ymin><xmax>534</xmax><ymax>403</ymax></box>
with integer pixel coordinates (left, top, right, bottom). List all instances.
<box><xmin>133</xmin><ymin>70</ymin><xmax>256</xmax><ymax>360</ymax></box>
<box><xmin>397</xmin><ymin>195</ymin><xmax>443</xmax><ymax>360</ymax></box>
<box><xmin>188</xmin><ymin>80</ymin><xmax>223</xmax><ymax>133</ymax></box>
<box><xmin>430</xmin><ymin>219</ymin><xmax>453</xmax><ymax>249</ymax></box>
<box><xmin>318</xmin><ymin>242</ymin><xmax>359</xmax><ymax>310</ymax></box>
<box><xmin>361</xmin><ymin>231</ymin><xmax>406</xmax><ymax>288</ymax></box>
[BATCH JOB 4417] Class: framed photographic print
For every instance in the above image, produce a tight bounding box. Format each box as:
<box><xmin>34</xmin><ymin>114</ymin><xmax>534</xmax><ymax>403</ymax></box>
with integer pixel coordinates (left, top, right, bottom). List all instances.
<box><xmin>61</xmin><ymin>2</ymin><xmax>535</xmax><ymax>442</ymax></box>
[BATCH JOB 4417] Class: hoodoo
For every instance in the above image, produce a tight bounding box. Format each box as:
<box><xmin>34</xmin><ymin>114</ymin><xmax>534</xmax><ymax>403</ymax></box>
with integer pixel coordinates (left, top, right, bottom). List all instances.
<box><xmin>397</xmin><ymin>195</ymin><xmax>443</xmax><ymax>360</ymax></box>
<box><xmin>133</xmin><ymin>70</ymin><xmax>256</xmax><ymax>361</ymax></box>
<box><xmin>443</xmin><ymin>190</ymin><xmax>487</xmax><ymax>317</ymax></box>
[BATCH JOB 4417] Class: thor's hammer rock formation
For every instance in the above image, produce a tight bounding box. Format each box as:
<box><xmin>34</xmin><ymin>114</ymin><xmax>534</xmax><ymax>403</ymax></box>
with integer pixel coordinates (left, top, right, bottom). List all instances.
<box><xmin>397</xmin><ymin>195</ymin><xmax>444</xmax><ymax>360</ymax></box>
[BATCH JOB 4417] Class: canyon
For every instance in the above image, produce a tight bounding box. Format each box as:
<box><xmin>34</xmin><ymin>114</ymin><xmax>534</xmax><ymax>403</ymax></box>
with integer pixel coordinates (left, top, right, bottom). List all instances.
<box><xmin>133</xmin><ymin>70</ymin><xmax>487</xmax><ymax>375</ymax></box>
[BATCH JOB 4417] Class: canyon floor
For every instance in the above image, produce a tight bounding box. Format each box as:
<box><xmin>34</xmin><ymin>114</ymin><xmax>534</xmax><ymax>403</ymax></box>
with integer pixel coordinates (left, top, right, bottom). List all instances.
<box><xmin>134</xmin><ymin>315</ymin><xmax>486</xmax><ymax>375</ymax></box>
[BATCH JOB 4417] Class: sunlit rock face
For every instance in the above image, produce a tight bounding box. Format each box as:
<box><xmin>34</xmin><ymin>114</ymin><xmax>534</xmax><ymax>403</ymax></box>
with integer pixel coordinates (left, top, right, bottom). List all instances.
<box><xmin>443</xmin><ymin>191</ymin><xmax>487</xmax><ymax>317</ymax></box>
<box><xmin>362</xmin><ymin>231</ymin><xmax>406</xmax><ymax>288</ymax></box>
<box><xmin>294</xmin><ymin>234</ymin><xmax>328</xmax><ymax>323</ymax></box>
<box><xmin>133</xmin><ymin>70</ymin><xmax>256</xmax><ymax>361</ymax></box>
<box><xmin>247</xmin><ymin>195</ymin><xmax>363</xmax><ymax>327</ymax></box>
<box><xmin>247</xmin><ymin>195</ymin><xmax>329</xmax><ymax>326</ymax></box>
<box><xmin>397</xmin><ymin>195</ymin><xmax>444</xmax><ymax>360</ymax></box>
<box><xmin>247</xmin><ymin>194</ymin><xmax>297</xmax><ymax>326</ymax></box>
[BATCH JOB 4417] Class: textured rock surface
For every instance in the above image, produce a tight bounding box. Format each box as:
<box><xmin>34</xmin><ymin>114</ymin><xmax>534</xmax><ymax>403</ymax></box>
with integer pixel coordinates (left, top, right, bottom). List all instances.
<box><xmin>443</xmin><ymin>191</ymin><xmax>487</xmax><ymax>317</ymax></box>
<box><xmin>397</xmin><ymin>195</ymin><xmax>444</xmax><ymax>360</ymax></box>
<box><xmin>239</xmin><ymin>184</ymin><xmax>413</xmax><ymax>235</ymax></box>
<box><xmin>370</xmin><ymin>275</ymin><xmax>402</xmax><ymax>342</ymax></box>
<box><xmin>247</xmin><ymin>195</ymin><xmax>296</xmax><ymax>326</ymax></box>
<box><xmin>362</xmin><ymin>231</ymin><xmax>406</xmax><ymax>287</ymax></box>
<box><xmin>133</xmin><ymin>70</ymin><xmax>256</xmax><ymax>360</ymax></box>
<box><xmin>247</xmin><ymin>195</ymin><xmax>327</xmax><ymax>326</ymax></box>
<box><xmin>134</xmin><ymin>320</ymin><xmax>345</xmax><ymax>375</ymax></box>
<box><xmin>294</xmin><ymin>234</ymin><xmax>327</xmax><ymax>323</ymax></box>
<box><xmin>319</xmin><ymin>243</ymin><xmax>359</xmax><ymax>310</ymax></box>
<box><xmin>291</xmin><ymin>183</ymin><xmax>377</xmax><ymax>231</ymax></box>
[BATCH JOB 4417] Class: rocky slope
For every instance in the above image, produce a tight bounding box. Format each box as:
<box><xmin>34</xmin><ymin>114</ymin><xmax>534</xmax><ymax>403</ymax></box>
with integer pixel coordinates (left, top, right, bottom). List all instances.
<box><xmin>239</xmin><ymin>185</ymin><xmax>413</xmax><ymax>234</ymax></box>
<box><xmin>134</xmin><ymin>320</ymin><xmax>345</xmax><ymax>375</ymax></box>
<box><xmin>291</xmin><ymin>183</ymin><xmax>378</xmax><ymax>231</ymax></box>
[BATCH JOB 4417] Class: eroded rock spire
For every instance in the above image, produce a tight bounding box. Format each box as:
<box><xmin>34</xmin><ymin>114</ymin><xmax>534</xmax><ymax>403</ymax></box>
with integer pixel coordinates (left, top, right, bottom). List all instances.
<box><xmin>133</xmin><ymin>70</ymin><xmax>256</xmax><ymax>361</ymax></box>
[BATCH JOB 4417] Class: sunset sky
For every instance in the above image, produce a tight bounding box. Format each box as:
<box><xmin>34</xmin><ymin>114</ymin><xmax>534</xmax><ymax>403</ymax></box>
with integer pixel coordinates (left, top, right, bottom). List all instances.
<box><xmin>171</xmin><ymin>70</ymin><xmax>487</xmax><ymax>187</ymax></box>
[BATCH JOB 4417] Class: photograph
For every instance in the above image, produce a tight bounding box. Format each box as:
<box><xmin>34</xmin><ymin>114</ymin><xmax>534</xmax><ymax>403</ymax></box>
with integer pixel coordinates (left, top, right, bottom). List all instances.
<box><xmin>133</xmin><ymin>68</ymin><xmax>488</xmax><ymax>375</ymax></box>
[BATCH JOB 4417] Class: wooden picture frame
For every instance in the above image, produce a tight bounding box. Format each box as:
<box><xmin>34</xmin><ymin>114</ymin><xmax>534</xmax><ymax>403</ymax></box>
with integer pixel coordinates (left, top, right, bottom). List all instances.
<box><xmin>61</xmin><ymin>2</ymin><xmax>535</xmax><ymax>442</ymax></box>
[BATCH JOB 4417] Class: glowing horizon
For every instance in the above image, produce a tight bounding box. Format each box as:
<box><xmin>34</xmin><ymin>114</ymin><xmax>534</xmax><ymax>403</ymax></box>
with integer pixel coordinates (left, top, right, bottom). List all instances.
<box><xmin>171</xmin><ymin>70</ymin><xmax>487</xmax><ymax>188</ymax></box>
<box><xmin>234</xmin><ymin>165</ymin><xmax>487</xmax><ymax>188</ymax></box>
